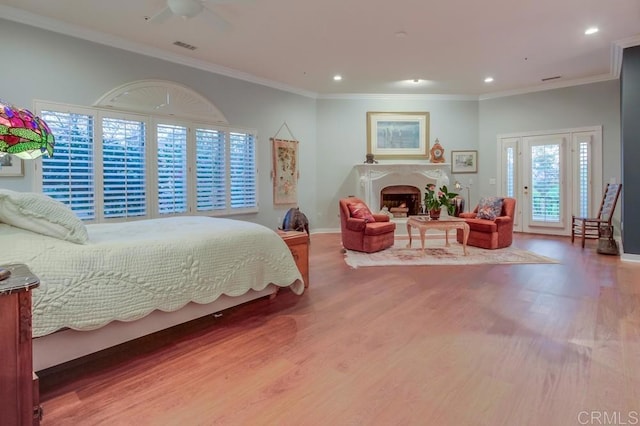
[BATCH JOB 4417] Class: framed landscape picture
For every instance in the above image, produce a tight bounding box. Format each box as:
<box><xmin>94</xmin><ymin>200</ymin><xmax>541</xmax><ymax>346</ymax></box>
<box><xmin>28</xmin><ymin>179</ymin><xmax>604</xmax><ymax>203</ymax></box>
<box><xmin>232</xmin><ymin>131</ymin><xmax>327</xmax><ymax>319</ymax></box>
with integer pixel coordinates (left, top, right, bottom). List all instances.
<box><xmin>451</xmin><ymin>150</ymin><xmax>477</xmax><ymax>173</ymax></box>
<box><xmin>0</xmin><ymin>155</ymin><xmax>24</xmax><ymax>177</ymax></box>
<box><xmin>366</xmin><ymin>111</ymin><xmax>430</xmax><ymax>159</ymax></box>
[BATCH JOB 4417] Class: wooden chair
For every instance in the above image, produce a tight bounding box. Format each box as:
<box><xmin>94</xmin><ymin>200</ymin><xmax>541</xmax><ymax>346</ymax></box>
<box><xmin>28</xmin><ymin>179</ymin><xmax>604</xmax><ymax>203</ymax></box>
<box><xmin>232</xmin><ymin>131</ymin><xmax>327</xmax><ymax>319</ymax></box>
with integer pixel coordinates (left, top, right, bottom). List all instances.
<box><xmin>571</xmin><ymin>183</ymin><xmax>622</xmax><ymax>248</ymax></box>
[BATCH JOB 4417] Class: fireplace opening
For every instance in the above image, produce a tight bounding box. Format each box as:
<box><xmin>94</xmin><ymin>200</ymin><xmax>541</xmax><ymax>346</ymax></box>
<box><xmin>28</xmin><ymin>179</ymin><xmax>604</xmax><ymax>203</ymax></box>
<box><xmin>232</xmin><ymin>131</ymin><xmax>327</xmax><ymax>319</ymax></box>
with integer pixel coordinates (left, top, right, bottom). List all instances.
<box><xmin>381</xmin><ymin>185</ymin><xmax>422</xmax><ymax>217</ymax></box>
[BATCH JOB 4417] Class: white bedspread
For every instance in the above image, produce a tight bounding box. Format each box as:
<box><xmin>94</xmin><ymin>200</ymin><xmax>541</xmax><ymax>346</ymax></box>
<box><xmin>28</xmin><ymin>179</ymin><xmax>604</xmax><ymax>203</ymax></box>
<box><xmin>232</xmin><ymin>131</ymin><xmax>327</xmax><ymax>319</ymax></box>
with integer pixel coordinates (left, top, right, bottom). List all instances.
<box><xmin>0</xmin><ymin>216</ymin><xmax>304</xmax><ymax>337</ymax></box>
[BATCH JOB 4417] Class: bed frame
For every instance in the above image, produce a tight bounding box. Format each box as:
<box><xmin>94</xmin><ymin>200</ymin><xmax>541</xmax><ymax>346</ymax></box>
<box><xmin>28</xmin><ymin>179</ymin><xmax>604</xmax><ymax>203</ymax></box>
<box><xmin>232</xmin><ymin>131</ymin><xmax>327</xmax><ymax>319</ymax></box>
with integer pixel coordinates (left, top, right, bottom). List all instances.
<box><xmin>33</xmin><ymin>285</ymin><xmax>277</xmax><ymax>371</ymax></box>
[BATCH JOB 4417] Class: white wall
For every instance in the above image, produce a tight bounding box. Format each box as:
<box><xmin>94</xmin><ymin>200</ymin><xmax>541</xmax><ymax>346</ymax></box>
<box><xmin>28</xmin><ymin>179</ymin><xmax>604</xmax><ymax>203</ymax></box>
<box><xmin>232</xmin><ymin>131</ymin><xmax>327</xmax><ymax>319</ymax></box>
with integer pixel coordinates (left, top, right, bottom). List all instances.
<box><xmin>315</xmin><ymin>81</ymin><xmax>621</xmax><ymax>231</ymax></box>
<box><xmin>315</xmin><ymin>98</ymin><xmax>479</xmax><ymax>230</ymax></box>
<box><xmin>0</xmin><ymin>19</ymin><xmax>623</xmax><ymax>234</ymax></box>
<box><xmin>478</xmin><ymin>80</ymin><xmax>621</xmax><ymax>227</ymax></box>
<box><xmin>478</xmin><ymin>80</ymin><xmax>621</xmax><ymax>197</ymax></box>
<box><xmin>0</xmin><ymin>19</ymin><xmax>317</xmax><ymax>230</ymax></box>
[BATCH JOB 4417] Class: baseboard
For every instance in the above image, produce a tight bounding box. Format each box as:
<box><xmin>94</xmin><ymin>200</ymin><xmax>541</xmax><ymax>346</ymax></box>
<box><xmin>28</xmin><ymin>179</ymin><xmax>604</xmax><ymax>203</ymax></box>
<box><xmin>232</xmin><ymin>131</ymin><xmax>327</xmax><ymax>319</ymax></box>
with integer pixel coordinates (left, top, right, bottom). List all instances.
<box><xmin>621</xmin><ymin>253</ymin><xmax>640</xmax><ymax>263</ymax></box>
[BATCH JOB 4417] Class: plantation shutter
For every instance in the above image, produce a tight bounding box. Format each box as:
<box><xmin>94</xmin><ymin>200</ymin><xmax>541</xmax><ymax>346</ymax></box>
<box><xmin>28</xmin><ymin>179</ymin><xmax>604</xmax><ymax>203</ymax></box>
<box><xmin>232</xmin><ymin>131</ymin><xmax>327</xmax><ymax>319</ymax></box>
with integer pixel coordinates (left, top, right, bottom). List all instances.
<box><xmin>196</xmin><ymin>128</ymin><xmax>226</xmax><ymax>212</ymax></box>
<box><xmin>40</xmin><ymin>110</ymin><xmax>95</xmax><ymax>220</ymax></box>
<box><xmin>157</xmin><ymin>124</ymin><xmax>188</xmax><ymax>214</ymax></box>
<box><xmin>505</xmin><ymin>146</ymin><xmax>515</xmax><ymax>198</ymax></box>
<box><xmin>578</xmin><ymin>141</ymin><xmax>590</xmax><ymax>217</ymax></box>
<box><xmin>102</xmin><ymin>117</ymin><xmax>146</xmax><ymax>219</ymax></box>
<box><xmin>37</xmin><ymin>100</ymin><xmax>258</xmax><ymax>221</ymax></box>
<box><xmin>229</xmin><ymin>131</ymin><xmax>257</xmax><ymax>209</ymax></box>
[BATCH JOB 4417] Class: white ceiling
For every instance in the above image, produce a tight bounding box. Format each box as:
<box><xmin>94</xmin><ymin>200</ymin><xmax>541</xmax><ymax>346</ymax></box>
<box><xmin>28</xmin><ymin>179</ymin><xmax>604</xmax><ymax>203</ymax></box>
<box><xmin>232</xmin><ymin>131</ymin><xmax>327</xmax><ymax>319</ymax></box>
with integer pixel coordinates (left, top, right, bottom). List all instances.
<box><xmin>1</xmin><ymin>0</ymin><xmax>639</xmax><ymax>98</ymax></box>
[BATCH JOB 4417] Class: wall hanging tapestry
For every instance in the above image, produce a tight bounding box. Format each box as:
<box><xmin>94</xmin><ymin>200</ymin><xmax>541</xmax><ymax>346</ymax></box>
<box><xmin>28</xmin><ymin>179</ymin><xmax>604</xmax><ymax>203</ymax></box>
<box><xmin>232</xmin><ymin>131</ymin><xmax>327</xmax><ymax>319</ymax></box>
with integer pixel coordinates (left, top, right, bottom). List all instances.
<box><xmin>271</xmin><ymin>122</ymin><xmax>299</xmax><ymax>205</ymax></box>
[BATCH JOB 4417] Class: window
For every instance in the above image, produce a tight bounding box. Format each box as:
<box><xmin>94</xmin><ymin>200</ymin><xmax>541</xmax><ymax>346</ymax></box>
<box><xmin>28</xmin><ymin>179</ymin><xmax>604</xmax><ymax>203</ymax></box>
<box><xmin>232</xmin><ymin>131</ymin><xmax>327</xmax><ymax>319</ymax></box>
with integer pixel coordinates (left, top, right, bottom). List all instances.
<box><xmin>102</xmin><ymin>117</ymin><xmax>147</xmax><ymax>219</ymax></box>
<box><xmin>157</xmin><ymin>124</ymin><xmax>187</xmax><ymax>215</ymax></box>
<box><xmin>37</xmin><ymin>101</ymin><xmax>258</xmax><ymax>222</ymax></box>
<box><xmin>40</xmin><ymin>109</ymin><xmax>95</xmax><ymax>220</ymax></box>
<box><xmin>196</xmin><ymin>128</ymin><xmax>226</xmax><ymax>212</ymax></box>
<box><xmin>229</xmin><ymin>131</ymin><xmax>257</xmax><ymax>209</ymax></box>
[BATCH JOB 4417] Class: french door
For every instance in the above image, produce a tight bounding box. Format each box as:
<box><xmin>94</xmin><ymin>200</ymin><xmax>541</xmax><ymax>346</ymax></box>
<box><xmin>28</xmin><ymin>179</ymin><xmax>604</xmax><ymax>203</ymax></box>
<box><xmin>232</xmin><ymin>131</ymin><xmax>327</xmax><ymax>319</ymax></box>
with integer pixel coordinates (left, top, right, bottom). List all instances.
<box><xmin>497</xmin><ymin>127</ymin><xmax>602</xmax><ymax>236</ymax></box>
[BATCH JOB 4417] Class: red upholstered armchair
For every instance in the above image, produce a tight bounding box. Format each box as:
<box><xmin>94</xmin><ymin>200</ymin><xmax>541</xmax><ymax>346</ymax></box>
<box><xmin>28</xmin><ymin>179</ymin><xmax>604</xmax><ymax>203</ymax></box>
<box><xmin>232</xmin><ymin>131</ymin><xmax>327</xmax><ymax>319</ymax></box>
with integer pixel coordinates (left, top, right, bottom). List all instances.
<box><xmin>456</xmin><ymin>197</ymin><xmax>516</xmax><ymax>249</ymax></box>
<box><xmin>339</xmin><ymin>197</ymin><xmax>396</xmax><ymax>253</ymax></box>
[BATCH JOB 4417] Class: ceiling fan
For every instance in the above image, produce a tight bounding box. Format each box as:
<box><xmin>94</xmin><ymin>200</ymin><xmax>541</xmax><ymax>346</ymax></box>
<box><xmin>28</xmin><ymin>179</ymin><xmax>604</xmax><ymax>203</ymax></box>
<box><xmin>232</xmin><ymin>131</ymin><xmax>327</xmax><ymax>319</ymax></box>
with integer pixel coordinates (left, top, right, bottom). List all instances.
<box><xmin>146</xmin><ymin>0</ymin><xmax>247</xmax><ymax>29</ymax></box>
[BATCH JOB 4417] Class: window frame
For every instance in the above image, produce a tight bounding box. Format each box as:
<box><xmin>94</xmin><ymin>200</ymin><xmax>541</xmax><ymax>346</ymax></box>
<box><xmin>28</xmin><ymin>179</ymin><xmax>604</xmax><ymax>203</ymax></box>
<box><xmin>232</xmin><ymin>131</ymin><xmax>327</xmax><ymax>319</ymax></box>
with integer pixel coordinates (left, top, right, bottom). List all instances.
<box><xmin>98</xmin><ymin>110</ymin><xmax>151</xmax><ymax>223</ymax></box>
<box><xmin>34</xmin><ymin>100</ymin><xmax>259</xmax><ymax>222</ymax></box>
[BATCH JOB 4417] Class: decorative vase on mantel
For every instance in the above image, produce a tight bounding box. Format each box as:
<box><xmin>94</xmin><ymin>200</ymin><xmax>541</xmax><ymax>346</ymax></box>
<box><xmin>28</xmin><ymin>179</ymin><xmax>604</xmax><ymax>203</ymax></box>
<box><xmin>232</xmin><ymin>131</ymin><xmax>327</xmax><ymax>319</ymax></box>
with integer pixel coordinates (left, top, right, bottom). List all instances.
<box><xmin>429</xmin><ymin>208</ymin><xmax>441</xmax><ymax>220</ymax></box>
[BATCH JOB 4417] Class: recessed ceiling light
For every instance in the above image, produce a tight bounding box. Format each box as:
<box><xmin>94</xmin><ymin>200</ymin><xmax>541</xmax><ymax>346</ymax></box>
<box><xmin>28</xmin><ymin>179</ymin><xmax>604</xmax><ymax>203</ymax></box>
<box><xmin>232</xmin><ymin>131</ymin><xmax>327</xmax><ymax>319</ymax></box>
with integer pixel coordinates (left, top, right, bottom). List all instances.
<box><xmin>333</xmin><ymin>75</ymin><xmax>342</xmax><ymax>81</ymax></box>
<box><xmin>585</xmin><ymin>27</ymin><xmax>599</xmax><ymax>35</ymax></box>
<box><xmin>395</xmin><ymin>31</ymin><xmax>407</xmax><ymax>38</ymax></box>
<box><xmin>484</xmin><ymin>77</ymin><xmax>494</xmax><ymax>83</ymax></box>
<box><xmin>395</xmin><ymin>79</ymin><xmax>434</xmax><ymax>88</ymax></box>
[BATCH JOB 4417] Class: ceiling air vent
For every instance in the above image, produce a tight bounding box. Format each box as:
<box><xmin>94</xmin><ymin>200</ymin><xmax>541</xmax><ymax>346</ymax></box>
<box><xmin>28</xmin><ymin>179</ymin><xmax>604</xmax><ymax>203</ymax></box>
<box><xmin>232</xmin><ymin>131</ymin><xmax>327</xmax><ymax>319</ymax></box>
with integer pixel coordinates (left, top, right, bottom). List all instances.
<box><xmin>541</xmin><ymin>75</ymin><xmax>561</xmax><ymax>82</ymax></box>
<box><xmin>173</xmin><ymin>41</ymin><xmax>197</xmax><ymax>50</ymax></box>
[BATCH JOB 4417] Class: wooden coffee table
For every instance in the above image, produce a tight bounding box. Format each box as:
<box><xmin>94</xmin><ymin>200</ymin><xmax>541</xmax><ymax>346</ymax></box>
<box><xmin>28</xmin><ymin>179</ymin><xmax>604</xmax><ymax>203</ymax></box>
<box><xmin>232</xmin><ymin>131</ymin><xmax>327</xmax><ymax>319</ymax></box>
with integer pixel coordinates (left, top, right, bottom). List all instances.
<box><xmin>406</xmin><ymin>216</ymin><xmax>469</xmax><ymax>255</ymax></box>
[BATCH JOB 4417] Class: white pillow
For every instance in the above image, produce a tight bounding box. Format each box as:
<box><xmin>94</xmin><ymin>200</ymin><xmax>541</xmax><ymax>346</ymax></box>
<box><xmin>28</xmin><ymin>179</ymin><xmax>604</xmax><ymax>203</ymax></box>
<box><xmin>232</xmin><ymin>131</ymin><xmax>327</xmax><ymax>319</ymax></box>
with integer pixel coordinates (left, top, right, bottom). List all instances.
<box><xmin>0</xmin><ymin>189</ymin><xmax>88</xmax><ymax>244</ymax></box>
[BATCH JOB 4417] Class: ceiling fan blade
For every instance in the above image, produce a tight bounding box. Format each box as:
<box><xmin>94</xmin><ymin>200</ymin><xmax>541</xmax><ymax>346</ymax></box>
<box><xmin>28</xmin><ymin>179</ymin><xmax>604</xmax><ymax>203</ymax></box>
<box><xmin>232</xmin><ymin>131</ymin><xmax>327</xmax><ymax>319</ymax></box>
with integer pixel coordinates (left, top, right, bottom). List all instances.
<box><xmin>147</xmin><ymin>6</ymin><xmax>173</xmax><ymax>23</ymax></box>
<box><xmin>202</xmin><ymin>7</ymin><xmax>231</xmax><ymax>31</ymax></box>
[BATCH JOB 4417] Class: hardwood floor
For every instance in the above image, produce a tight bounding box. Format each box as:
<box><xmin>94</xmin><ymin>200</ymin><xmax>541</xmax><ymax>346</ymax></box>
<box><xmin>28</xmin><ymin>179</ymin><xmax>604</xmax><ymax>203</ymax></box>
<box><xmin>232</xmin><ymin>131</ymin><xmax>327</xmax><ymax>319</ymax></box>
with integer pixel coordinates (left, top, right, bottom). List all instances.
<box><xmin>38</xmin><ymin>233</ymin><xmax>640</xmax><ymax>426</ymax></box>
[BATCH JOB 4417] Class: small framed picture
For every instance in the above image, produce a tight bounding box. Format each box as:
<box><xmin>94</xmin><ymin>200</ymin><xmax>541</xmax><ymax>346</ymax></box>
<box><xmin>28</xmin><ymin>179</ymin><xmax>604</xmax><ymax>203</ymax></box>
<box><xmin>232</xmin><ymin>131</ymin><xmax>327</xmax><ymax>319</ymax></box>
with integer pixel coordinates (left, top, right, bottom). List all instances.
<box><xmin>0</xmin><ymin>155</ymin><xmax>24</xmax><ymax>177</ymax></box>
<box><xmin>451</xmin><ymin>150</ymin><xmax>477</xmax><ymax>173</ymax></box>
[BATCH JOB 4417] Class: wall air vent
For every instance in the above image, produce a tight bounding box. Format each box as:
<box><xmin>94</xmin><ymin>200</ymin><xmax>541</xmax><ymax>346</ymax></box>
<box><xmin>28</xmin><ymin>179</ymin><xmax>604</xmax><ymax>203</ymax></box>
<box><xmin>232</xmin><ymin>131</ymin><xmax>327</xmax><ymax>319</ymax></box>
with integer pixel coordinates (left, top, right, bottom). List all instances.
<box><xmin>173</xmin><ymin>41</ymin><xmax>197</xmax><ymax>50</ymax></box>
<box><xmin>541</xmin><ymin>75</ymin><xmax>562</xmax><ymax>82</ymax></box>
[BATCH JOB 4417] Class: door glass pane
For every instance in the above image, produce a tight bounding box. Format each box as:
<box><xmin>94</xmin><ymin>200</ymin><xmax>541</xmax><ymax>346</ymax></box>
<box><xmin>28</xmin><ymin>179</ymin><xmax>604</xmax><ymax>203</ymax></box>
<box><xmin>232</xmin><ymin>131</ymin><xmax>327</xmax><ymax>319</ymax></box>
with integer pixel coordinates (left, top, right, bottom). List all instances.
<box><xmin>579</xmin><ymin>141</ymin><xmax>589</xmax><ymax>217</ymax></box>
<box><xmin>531</xmin><ymin>144</ymin><xmax>560</xmax><ymax>223</ymax></box>
<box><xmin>506</xmin><ymin>146</ymin><xmax>514</xmax><ymax>197</ymax></box>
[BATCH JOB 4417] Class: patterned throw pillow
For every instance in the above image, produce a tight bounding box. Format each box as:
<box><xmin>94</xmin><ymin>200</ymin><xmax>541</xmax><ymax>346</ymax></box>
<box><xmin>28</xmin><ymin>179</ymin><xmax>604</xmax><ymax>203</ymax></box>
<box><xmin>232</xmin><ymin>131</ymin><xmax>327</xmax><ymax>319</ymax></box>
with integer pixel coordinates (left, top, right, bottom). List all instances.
<box><xmin>476</xmin><ymin>197</ymin><xmax>504</xmax><ymax>220</ymax></box>
<box><xmin>347</xmin><ymin>202</ymin><xmax>376</xmax><ymax>222</ymax></box>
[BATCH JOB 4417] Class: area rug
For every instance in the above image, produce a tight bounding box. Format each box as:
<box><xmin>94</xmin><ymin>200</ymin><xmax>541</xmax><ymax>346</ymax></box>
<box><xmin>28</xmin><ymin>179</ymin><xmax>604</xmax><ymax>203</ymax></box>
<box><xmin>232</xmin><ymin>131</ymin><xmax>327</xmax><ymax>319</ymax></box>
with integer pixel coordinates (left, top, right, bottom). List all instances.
<box><xmin>344</xmin><ymin>239</ymin><xmax>559</xmax><ymax>268</ymax></box>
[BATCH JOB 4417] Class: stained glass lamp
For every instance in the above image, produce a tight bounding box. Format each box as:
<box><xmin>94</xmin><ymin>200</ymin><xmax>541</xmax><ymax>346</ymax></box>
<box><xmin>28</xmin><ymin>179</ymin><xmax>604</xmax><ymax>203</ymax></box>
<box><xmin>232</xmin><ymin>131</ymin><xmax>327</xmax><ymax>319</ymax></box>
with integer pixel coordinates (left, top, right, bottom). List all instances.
<box><xmin>0</xmin><ymin>99</ymin><xmax>55</xmax><ymax>280</ymax></box>
<box><xmin>0</xmin><ymin>99</ymin><xmax>54</xmax><ymax>160</ymax></box>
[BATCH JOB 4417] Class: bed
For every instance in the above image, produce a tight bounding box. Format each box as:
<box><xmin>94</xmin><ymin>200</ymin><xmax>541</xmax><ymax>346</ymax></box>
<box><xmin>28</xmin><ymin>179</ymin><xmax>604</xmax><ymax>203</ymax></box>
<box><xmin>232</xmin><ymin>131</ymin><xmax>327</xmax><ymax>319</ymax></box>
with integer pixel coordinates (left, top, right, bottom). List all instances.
<box><xmin>0</xmin><ymin>190</ymin><xmax>304</xmax><ymax>371</ymax></box>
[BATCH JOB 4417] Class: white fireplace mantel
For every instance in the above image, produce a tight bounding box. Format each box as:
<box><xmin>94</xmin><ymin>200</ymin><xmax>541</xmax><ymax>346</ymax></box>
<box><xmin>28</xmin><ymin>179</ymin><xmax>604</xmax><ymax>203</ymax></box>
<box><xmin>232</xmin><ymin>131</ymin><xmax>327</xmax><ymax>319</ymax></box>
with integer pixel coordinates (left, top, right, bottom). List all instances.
<box><xmin>353</xmin><ymin>163</ymin><xmax>452</xmax><ymax>211</ymax></box>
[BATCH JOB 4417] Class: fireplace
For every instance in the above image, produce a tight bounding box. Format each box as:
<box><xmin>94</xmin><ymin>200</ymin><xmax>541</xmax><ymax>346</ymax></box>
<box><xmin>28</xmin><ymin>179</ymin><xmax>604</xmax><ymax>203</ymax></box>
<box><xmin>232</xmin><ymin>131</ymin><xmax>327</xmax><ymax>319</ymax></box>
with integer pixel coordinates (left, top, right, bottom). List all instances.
<box><xmin>353</xmin><ymin>163</ymin><xmax>451</xmax><ymax>216</ymax></box>
<box><xmin>381</xmin><ymin>185</ymin><xmax>422</xmax><ymax>216</ymax></box>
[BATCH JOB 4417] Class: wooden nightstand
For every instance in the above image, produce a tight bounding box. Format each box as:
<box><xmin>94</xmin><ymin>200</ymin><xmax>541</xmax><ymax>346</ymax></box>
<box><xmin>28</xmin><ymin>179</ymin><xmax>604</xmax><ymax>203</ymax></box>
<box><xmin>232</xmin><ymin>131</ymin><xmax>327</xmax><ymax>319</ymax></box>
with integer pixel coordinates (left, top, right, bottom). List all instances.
<box><xmin>0</xmin><ymin>264</ymin><xmax>42</xmax><ymax>425</ymax></box>
<box><xmin>277</xmin><ymin>230</ymin><xmax>310</xmax><ymax>288</ymax></box>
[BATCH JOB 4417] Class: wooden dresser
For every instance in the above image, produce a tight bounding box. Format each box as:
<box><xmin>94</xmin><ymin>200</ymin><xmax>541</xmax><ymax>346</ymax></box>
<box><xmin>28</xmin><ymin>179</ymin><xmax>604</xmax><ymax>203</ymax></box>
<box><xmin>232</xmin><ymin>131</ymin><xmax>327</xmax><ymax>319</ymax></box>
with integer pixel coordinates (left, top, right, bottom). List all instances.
<box><xmin>0</xmin><ymin>264</ymin><xmax>42</xmax><ymax>426</ymax></box>
<box><xmin>277</xmin><ymin>230</ymin><xmax>310</xmax><ymax>288</ymax></box>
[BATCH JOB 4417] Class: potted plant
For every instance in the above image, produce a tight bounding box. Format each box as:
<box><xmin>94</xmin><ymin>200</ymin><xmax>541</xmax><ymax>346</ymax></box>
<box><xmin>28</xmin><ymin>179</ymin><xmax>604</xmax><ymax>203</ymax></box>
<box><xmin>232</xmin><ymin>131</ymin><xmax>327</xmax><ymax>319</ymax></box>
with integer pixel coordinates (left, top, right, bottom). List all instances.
<box><xmin>424</xmin><ymin>184</ymin><xmax>458</xmax><ymax>219</ymax></box>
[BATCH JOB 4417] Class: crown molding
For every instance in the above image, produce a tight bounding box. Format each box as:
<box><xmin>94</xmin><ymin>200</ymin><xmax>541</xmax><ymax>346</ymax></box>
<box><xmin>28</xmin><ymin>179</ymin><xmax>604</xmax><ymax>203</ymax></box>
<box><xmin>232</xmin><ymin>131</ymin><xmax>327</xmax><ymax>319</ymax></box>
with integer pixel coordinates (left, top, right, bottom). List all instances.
<box><xmin>478</xmin><ymin>73</ymin><xmax>617</xmax><ymax>100</ymax></box>
<box><xmin>318</xmin><ymin>93</ymin><xmax>477</xmax><ymax>101</ymax></box>
<box><xmin>612</xmin><ymin>35</ymin><xmax>640</xmax><ymax>77</ymax></box>
<box><xmin>0</xmin><ymin>5</ymin><xmax>318</xmax><ymax>99</ymax></box>
<box><xmin>1</xmin><ymin>5</ymin><xmax>636</xmax><ymax>103</ymax></box>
